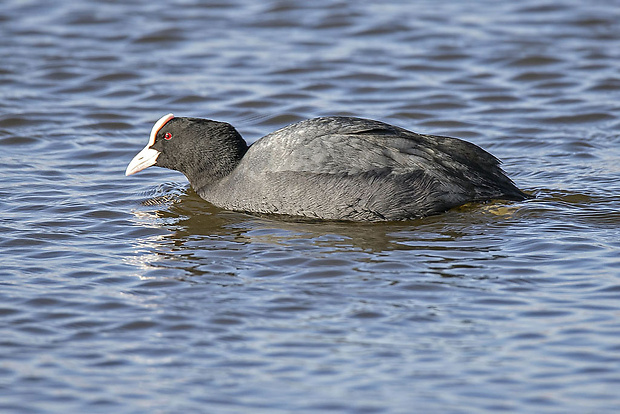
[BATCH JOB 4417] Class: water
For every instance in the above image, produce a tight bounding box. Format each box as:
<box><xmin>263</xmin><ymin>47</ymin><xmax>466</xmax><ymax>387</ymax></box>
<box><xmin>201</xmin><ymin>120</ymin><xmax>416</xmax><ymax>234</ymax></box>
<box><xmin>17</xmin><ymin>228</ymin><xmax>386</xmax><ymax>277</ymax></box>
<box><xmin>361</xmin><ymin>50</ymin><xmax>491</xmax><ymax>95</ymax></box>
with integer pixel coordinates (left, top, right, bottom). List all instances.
<box><xmin>2</xmin><ymin>0</ymin><xmax>620</xmax><ymax>412</ymax></box>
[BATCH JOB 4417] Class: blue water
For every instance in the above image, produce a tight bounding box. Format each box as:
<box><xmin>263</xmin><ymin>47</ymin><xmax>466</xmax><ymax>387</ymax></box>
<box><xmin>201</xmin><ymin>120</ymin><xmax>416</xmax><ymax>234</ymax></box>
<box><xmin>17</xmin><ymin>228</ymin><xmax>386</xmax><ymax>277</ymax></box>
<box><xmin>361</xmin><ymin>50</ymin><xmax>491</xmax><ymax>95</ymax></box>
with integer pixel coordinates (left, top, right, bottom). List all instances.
<box><xmin>1</xmin><ymin>1</ymin><xmax>620</xmax><ymax>413</ymax></box>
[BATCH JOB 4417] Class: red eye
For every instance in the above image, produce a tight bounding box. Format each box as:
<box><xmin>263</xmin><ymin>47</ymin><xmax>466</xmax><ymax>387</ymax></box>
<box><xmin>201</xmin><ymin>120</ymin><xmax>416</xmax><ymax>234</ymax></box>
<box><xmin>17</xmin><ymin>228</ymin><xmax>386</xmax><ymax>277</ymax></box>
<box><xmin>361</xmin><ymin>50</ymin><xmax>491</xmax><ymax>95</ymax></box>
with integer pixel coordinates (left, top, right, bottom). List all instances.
<box><xmin>164</xmin><ymin>132</ymin><xmax>172</xmax><ymax>140</ymax></box>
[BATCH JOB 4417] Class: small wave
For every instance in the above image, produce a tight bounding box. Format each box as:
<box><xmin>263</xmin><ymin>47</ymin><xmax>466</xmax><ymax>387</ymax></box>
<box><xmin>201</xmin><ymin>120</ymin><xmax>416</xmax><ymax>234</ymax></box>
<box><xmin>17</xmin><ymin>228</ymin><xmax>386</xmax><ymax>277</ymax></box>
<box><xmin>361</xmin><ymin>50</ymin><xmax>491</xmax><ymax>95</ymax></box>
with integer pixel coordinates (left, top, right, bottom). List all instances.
<box><xmin>138</xmin><ymin>182</ymin><xmax>188</xmax><ymax>206</ymax></box>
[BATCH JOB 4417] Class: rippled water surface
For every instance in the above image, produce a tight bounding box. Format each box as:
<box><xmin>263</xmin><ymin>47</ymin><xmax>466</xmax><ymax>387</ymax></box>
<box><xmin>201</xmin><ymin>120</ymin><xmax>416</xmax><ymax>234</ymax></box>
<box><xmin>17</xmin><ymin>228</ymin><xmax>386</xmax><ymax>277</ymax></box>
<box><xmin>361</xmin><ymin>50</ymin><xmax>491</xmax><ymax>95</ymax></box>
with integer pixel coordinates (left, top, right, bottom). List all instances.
<box><xmin>2</xmin><ymin>0</ymin><xmax>620</xmax><ymax>413</ymax></box>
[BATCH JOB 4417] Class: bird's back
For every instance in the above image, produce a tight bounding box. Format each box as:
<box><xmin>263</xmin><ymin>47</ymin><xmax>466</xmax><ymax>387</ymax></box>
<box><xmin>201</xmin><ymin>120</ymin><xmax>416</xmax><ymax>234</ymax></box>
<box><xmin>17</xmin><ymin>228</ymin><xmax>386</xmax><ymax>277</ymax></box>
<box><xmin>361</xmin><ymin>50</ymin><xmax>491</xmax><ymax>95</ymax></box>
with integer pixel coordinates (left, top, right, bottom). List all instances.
<box><xmin>202</xmin><ymin>117</ymin><xmax>526</xmax><ymax>221</ymax></box>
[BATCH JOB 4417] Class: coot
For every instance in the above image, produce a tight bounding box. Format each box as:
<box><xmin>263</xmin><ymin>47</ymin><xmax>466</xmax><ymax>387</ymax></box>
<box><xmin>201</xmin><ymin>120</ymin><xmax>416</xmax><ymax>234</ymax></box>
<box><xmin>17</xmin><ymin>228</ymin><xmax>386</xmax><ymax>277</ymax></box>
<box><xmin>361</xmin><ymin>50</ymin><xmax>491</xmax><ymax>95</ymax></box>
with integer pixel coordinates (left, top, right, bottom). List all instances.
<box><xmin>126</xmin><ymin>114</ymin><xmax>528</xmax><ymax>221</ymax></box>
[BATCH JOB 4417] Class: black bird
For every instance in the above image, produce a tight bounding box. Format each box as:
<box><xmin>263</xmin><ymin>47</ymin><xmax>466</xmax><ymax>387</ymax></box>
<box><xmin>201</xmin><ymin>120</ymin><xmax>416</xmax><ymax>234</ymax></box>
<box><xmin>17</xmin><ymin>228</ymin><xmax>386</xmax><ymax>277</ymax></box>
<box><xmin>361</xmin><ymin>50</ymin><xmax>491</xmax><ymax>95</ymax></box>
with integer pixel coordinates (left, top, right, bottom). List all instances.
<box><xmin>126</xmin><ymin>114</ymin><xmax>528</xmax><ymax>221</ymax></box>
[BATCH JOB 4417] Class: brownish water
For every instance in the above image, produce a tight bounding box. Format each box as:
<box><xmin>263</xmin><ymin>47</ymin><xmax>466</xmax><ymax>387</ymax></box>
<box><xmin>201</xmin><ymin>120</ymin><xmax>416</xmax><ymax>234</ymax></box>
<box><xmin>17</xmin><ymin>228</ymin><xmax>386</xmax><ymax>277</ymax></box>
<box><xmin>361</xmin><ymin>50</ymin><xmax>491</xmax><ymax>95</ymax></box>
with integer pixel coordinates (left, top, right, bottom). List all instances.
<box><xmin>1</xmin><ymin>1</ymin><xmax>620</xmax><ymax>413</ymax></box>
